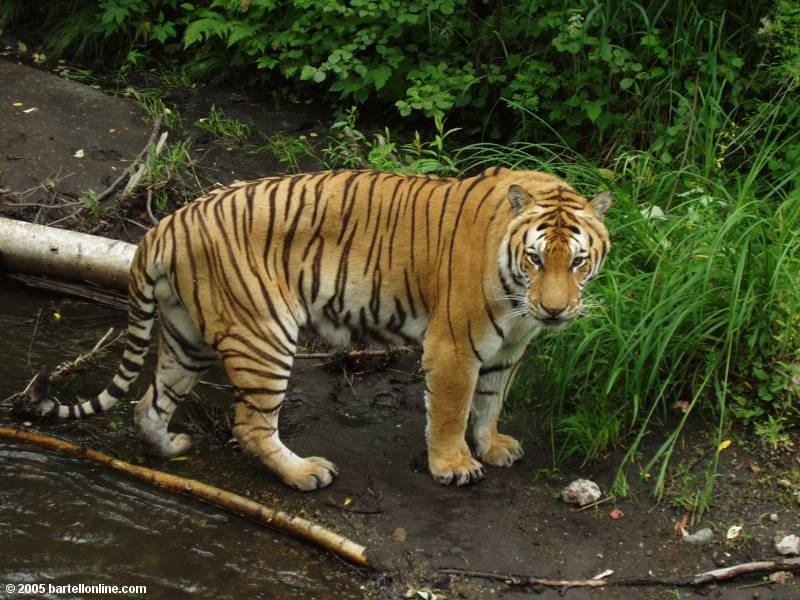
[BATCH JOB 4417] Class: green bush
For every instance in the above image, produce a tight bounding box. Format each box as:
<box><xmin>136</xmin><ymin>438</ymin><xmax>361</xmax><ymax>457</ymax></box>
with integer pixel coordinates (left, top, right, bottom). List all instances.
<box><xmin>4</xmin><ymin>1</ymin><xmax>798</xmax><ymax>162</ymax></box>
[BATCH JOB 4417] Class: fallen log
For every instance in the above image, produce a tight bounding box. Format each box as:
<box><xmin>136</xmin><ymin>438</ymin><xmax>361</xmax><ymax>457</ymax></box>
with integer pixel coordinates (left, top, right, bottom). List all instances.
<box><xmin>0</xmin><ymin>217</ymin><xmax>135</xmax><ymax>291</ymax></box>
<box><xmin>0</xmin><ymin>427</ymin><xmax>370</xmax><ymax>567</ymax></box>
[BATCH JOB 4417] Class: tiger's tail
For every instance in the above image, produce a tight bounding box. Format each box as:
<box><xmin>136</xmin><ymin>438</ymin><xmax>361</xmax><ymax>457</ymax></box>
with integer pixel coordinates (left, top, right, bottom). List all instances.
<box><xmin>34</xmin><ymin>260</ymin><xmax>158</xmax><ymax>419</ymax></box>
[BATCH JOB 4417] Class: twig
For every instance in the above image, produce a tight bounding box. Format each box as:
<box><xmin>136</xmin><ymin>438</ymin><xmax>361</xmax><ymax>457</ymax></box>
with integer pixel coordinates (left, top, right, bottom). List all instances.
<box><xmin>197</xmin><ymin>346</ymin><xmax>419</xmax><ymax>392</ymax></box>
<box><xmin>145</xmin><ymin>189</ymin><xmax>158</xmax><ymax>225</ymax></box>
<box><xmin>296</xmin><ymin>347</ymin><xmax>417</xmax><ymax>360</ymax></box>
<box><xmin>8</xmin><ymin>274</ymin><xmax>128</xmax><ymax>311</ymax></box>
<box><xmin>25</xmin><ymin>308</ymin><xmax>43</xmax><ymax>368</ymax></box>
<box><xmin>50</xmin><ymin>326</ymin><xmax>120</xmax><ymax>380</ymax></box>
<box><xmin>0</xmin><ymin>427</ymin><xmax>370</xmax><ymax>567</ymax></box>
<box><xmin>573</xmin><ymin>495</ymin><xmax>615</xmax><ymax>512</ymax></box>
<box><xmin>95</xmin><ymin>116</ymin><xmax>162</xmax><ymax>206</ymax></box>
<box><xmin>440</xmin><ymin>557</ymin><xmax>800</xmax><ymax>589</ymax></box>
<box><xmin>122</xmin><ymin>130</ymin><xmax>168</xmax><ymax>200</ymax></box>
<box><xmin>5</xmin><ymin>327</ymin><xmax>120</xmax><ymax>407</ymax></box>
<box><xmin>325</xmin><ymin>499</ymin><xmax>383</xmax><ymax>515</ymax></box>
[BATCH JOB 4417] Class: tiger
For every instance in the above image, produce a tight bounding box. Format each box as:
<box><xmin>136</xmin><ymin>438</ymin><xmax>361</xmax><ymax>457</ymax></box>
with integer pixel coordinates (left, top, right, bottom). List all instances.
<box><xmin>34</xmin><ymin>167</ymin><xmax>611</xmax><ymax>490</ymax></box>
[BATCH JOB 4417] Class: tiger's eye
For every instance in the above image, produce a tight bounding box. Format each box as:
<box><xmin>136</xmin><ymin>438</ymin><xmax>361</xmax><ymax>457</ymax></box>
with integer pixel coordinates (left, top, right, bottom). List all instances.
<box><xmin>571</xmin><ymin>256</ymin><xmax>585</xmax><ymax>269</ymax></box>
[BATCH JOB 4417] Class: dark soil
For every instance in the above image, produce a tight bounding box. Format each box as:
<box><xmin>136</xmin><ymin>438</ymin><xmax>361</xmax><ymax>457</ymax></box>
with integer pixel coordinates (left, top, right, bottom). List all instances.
<box><xmin>1</xmin><ymin>55</ymin><xmax>799</xmax><ymax>599</ymax></box>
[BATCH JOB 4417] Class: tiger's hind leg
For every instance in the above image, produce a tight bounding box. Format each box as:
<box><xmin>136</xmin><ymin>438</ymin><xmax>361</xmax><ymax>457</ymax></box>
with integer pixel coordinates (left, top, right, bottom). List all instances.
<box><xmin>217</xmin><ymin>326</ymin><xmax>338</xmax><ymax>491</ymax></box>
<box><xmin>471</xmin><ymin>339</ymin><xmax>531</xmax><ymax>467</ymax></box>
<box><xmin>134</xmin><ymin>283</ymin><xmax>216</xmax><ymax>457</ymax></box>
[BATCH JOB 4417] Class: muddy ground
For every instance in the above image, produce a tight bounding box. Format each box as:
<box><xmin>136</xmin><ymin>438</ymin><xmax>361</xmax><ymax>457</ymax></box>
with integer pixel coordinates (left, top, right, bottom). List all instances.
<box><xmin>1</xmin><ymin>54</ymin><xmax>799</xmax><ymax>599</ymax></box>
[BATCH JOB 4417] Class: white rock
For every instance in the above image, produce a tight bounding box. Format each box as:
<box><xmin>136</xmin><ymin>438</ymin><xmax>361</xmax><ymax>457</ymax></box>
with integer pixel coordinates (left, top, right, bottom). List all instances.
<box><xmin>682</xmin><ymin>528</ymin><xmax>715</xmax><ymax>545</ymax></box>
<box><xmin>776</xmin><ymin>535</ymin><xmax>800</xmax><ymax>556</ymax></box>
<box><xmin>560</xmin><ymin>479</ymin><xmax>602</xmax><ymax>506</ymax></box>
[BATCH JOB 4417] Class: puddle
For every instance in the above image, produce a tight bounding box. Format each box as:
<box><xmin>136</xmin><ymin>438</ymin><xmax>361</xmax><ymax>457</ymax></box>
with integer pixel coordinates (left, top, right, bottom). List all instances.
<box><xmin>0</xmin><ymin>279</ymin><xmax>346</xmax><ymax>599</ymax></box>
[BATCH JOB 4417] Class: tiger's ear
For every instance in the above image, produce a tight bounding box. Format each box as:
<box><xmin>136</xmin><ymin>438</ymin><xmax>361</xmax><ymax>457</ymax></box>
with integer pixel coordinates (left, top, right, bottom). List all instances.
<box><xmin>589</xmin><ymin>190</ymin><xmax>612</xmax><ymax>220</ymax></box>
<box><xmin>508</xmin><ymin>185</ymin><xmax>533</xmax><ymax>215</ymax></box>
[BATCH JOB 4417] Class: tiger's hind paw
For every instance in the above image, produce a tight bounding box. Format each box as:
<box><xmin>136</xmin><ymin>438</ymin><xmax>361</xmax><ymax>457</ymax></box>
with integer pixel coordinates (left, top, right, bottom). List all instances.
<box><xmin>477</xmin><ymin>433</ymin><xmax>524</xmax><ymax>467</ymax></box>
<box><xmin>168</xmin><ymin>433</ymin><xmax>193</xmax><ymax>455</ymax></box>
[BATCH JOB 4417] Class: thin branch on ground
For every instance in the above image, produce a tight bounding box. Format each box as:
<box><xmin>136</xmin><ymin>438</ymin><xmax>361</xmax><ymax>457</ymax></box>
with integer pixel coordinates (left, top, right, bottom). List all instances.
<box><xmin>0</xmin><ymin>427</ymin><xmax>370</xmax><ymax>567</ymax></box>
<box><xmin>296</xmin><ymin>346</ymin><xmax>417</xmax><ymax>360</ymax></box>
<box><xmin>25</xmin><ymin>308</ymin><xmax>43</xmax><ymax>368</ymax></box>
<box><xmin>198</xmin><ymin>346</ymin><xmax>419</xmax><ymax>391</ymax></box>
<box><xmin>121</xmin><ymin>130</ymin><xmax>168</xmax><ymax>200</ymax></box>
<box><xmin>3</xmin><ymin>327</ymin><xmax>120</xmax><ymax>407</ymax></box>
<box><xmin>440</xmin><ymin>558</ymin><xmax>800</xmax><ymax>590</ymax></box>
<box><xmin>49</xmin><ymin>326</ymin><xmax>120</xmax><ymax>380</ymax></box>
<box><xmin>96</xmin><ymin>116</ymin><xmax>162</xmax><ymax>207</ymax></box>
<box><xmin>145</xmin><ymin>189</ymin><xmax>158</xmax><ymax>225</ymax></box>
<box><xmin>573</xmin><ymin>495</ymin><xmax>615</xmax><ymax>512</ymax></box>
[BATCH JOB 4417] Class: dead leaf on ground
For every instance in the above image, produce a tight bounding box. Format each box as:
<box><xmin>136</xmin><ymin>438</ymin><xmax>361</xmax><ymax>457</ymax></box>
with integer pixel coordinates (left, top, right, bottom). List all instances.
<box><xmin>392</xmin><ymin>527</ymin><xmax>407</xmax><ymax>542</ymax></box>
<box><xmin>674</xmin><ymin>513</ymin><xmax>690</xmax><ymax>536</ymax></box>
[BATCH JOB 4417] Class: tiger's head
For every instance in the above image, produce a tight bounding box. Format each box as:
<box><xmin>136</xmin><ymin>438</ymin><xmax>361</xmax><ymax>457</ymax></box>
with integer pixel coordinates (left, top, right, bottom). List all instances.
<box><xmin>500</xmin><ymin>181</ymin><xmax>611</xmax><ymax>330</ymax></box>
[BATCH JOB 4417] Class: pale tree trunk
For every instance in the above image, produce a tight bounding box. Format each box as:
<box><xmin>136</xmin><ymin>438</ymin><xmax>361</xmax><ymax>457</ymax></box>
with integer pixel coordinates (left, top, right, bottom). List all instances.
<box><xmin>0</xmin><ymin>217</ymin><xmax>135</xmax><ymax>291</ymax></box>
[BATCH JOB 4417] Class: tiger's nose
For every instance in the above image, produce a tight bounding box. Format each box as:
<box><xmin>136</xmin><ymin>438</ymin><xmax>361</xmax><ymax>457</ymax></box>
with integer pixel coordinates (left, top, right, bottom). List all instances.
<box><xmin>541</xmin><ymin>303</ymin><xmax>566</xmax><ymax>317</ymax></box>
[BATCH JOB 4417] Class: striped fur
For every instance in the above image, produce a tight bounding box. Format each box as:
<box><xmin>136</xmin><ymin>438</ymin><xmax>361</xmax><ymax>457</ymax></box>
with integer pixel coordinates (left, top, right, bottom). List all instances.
<box><xmin>35</xmin><ymin>167</ymin><xmax>611</xmax><ymax>490</ymax></box>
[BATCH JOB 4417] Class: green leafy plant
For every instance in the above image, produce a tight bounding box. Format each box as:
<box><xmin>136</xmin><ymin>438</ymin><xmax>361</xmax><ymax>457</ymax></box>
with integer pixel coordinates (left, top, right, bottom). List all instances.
<box><xmin>195</xmin><ymin>104</ymin><xmax>250</xmax><ymax>144</ymax></box>
<box><xmin>78</xmin><ymin>188</ymin><xmax>100</xmax><ymax>216</ymax></box>
<box><xmin>249</xmin><ymin>134</ymin><xmax>318</xmax><ymax>173</ymax></box>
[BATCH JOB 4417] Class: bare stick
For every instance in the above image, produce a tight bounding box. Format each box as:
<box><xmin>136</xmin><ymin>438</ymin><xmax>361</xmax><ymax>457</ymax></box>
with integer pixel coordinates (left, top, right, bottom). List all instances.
<box><xmin>145</xmin><ymin>188</ymin><xmax>158</xmax><ymax>225</ymax></box>
<box><xmin>3</xmin><ymin>327</ymin><xmax>120</xmax><ymax>406</ymax></box>
<box><xmin>0</xmin><ymin>427</ymin><xmax>370</xmax><ymax>567</ymax></box>
<box><xmin>122</xmin><ymin>130</ymin><xmax>169</xmax><ymax>199</ymax></box>
<box><xmin>573</xmin><ymin>495</ymin><xmax>615</xmax><ymax>512</ymax></box>
<box><xmin>95</xmin><ymin>116</ymin><xmax>162</xmax><ymax>207</ymax></box>
<box><xmin>198</xmin><ymin>346</ymin><xmax>419</xmax><ymax>391</ymax></box>
<box><xmin>49</xmin><ymin>326</ymin><xmax>119</xmax><ymax>380</ymax></box>
<box><xmin>296</xmin><ymin>346</ymin><xmax>418</xmax><ymax>360</ymax></box>
<box><xmin>440</xmin><ymin>557</ymin><xmax>800</xmax><ymax>589</ymax></box>
<box><xmin>25</xmin><ymin>308</ymin><xmax>43</xmax><ymax>368</ymax></box>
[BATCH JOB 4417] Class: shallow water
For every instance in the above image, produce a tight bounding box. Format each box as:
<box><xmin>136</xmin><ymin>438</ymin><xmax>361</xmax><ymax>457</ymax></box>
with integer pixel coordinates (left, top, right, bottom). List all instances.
<box><xmin>0</xmin><ymin>279</ymin><xmax>344</xmax><ymax>599</ymax></box>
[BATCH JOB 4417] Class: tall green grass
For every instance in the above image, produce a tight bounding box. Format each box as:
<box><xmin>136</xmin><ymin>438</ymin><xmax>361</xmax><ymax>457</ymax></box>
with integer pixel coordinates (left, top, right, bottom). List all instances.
<box><xmin>457</xmin><ymin>111</ymin><xmax>800</xmax><ymax>503</ymax></box>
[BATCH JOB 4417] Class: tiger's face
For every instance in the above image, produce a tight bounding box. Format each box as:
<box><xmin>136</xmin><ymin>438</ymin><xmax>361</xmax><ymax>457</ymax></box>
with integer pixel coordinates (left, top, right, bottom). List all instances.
<box><xmin>501</xmin><ymin>183</ymin><xmax>611</xmax><ymax>330</ymax></box>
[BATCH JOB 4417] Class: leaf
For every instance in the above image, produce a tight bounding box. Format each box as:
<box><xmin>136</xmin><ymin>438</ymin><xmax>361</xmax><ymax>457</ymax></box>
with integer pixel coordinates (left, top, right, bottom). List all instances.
<box><xmin>718</xmin><ymin>439</ymin><xmax>732</xmax><ymax>451</ymax></box>
<box><xmin>73</xmin><ymin>149</ymin><xmax>85</xmax><ymax>158</ymax></box>
<box><xmin>583</xmin><ymin>100</ymin><xmax>603</xmax><ymax>122</ymax></box>
<box><xmin>299</xmin><ymin>65</ymin><xmax>317</xmax><ymax>81</ymax></box>
<box><xmin>370</xmin><ymin>65</ymin><xmax>392</xmax><ymax>91</ymax></box>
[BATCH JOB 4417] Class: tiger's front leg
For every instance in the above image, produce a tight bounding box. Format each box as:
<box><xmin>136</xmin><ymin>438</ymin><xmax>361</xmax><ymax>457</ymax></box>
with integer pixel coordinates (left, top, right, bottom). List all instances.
<box><xmin>422</xmin><ymin>336</ymin><xmax>484</xmax><ymax>486</ymax></box>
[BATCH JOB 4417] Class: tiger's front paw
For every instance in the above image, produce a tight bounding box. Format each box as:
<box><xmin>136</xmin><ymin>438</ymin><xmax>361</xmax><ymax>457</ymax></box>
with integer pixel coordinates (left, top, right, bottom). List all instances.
<box><xmin>428</xmin><ymin>446</ymin><xmax>484</xmax><ymax>486</ymax></box>
<box><xmin>476</xmin><ymin>433</ymin><xmax>524</xmax><ymax>467</ymax></box>
<box><xmin>284</xmin><ymin>456</ymin><xmax>339</xmax><ymax>492</ymax></box>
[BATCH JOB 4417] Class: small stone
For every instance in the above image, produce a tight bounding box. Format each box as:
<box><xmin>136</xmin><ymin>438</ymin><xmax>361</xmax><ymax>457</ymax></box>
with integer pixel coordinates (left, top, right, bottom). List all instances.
<box><xmin>682</xmin><ymin>528</ymin><xmax>715</xmax><ymax>545</ymax></box>
<box><xmin>777</xmin><ymin>479</ymin><xmax>793</xmax><ymax>489</ymax></box>
<box><xmin>560</xmin><ymin>479</ymin><xmax>602</xmax><ymax>506</ymax></box>
<box><xmin>770</xmin><ymin>513</ymin><xmax>779</xmax><ymax>522</ymax></box>
<box><xmin>769</xmin><ymin>570</ymin><xmax>794</xmax><ymax>584</ymax></box>
<box><xmin>775</xmin><ymin>534</ymin><xmax>800</xmax><ymax>556</ymax></box>
<box><xmin>392</xmin><ymin>527</ymin><xmax>407</xmax><ymax>543</ymax></box>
